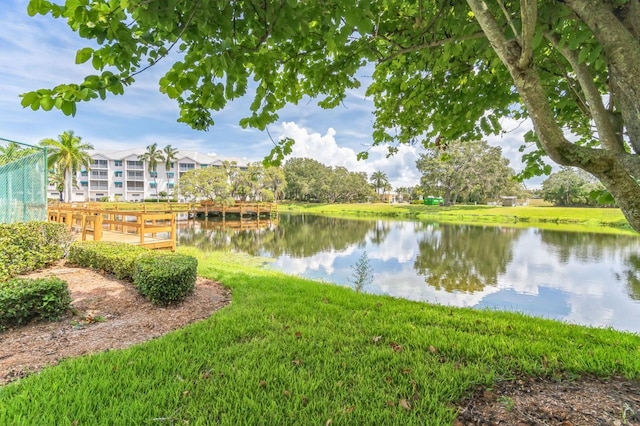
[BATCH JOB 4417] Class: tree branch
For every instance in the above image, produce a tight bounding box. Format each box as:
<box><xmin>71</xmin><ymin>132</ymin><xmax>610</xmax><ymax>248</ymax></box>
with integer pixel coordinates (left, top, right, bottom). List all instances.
<box><xmin>465</xmin><ymin>0</ymin><xmax>596</xmax><ymax>168</ymax></box>
<box><xmin>128</xmin><ymin>0</ymin><xmax>201</xmax><ymax>80</ymax></box>
<box><xmin>518</xmin><ymin>0</ymin><xmax>536</xmax><ymax>68</ymax></box>
<box><xmin>496</xmin><ymin>0</ymin><xmax>519</xmax><ymax>39</ymax></box>
<box><xmin>564</xmin><ymin>0</ymin><xmax>640</xmax><ymax>115</ymax></box>
<box><xmin>545</xmin><ymin>31</ymin><xmax>624</xmax><ymax>153</ymax></box>
<box><xmin>377</xmin><ymin>32</ymin><xmax>486</xmax><ymax>63</ymax></box>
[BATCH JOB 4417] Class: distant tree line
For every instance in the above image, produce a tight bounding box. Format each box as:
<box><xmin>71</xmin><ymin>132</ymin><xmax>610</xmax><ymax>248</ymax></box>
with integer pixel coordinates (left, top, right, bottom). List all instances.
<box><xmin>179</xmin><ymin>162</ymin><xmax>286</xmax><ymax>203</ymax></box>
<box><xmin>283</xmin><ymin>158</ymin><xmax>375</xmax><ymax>203</ymax></box>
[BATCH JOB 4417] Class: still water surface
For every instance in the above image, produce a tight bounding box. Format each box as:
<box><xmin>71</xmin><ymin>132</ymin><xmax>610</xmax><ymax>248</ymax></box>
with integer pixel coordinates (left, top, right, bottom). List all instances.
<box><xmin>178</xmin><ymin>214</ymin><xmax>640</xmax><ymax>333</ymax></box>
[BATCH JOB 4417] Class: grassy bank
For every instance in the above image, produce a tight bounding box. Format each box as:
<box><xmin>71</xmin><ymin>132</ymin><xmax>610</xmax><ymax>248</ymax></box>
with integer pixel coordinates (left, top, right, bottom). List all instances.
<box><xmin>1</xmin><ymin>249</ymin><xmax>639</xmax><ymax>425</ymax></box>
<box><xmin>279</xmin><ymin>203</ymin><xmax>634</xmax><ymax>234</ymax></box>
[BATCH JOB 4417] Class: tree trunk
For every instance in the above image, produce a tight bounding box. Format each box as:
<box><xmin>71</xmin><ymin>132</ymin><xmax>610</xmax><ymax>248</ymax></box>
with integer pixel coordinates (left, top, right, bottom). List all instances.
<box><xmin>64</xmin><ymin>168</ymin><xmax>73</xmax><ymax>203</ymax></box>
<box><xmin>467</xmin><ymin>0</ymin><xmax>640</xmax><ymax>232</ymax></box>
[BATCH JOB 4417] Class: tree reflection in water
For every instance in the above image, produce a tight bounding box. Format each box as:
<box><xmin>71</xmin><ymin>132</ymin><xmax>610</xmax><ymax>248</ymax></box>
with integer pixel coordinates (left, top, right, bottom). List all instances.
<box><xmin>622</xmin><ymin>254</ymin><xmax>640</xmax><ymax>301</ymax></box>
<box><xmin>414</xmin><ymin>224</ymin><xmax>522</xmax><ymax>293</ymax></box>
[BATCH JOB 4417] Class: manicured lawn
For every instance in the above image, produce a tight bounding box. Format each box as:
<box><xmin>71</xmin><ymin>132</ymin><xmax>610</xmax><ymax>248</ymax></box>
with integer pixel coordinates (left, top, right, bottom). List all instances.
<box><xmin>279</xmin><ymin>203</ymin><xmax>633</xmax><ymax>234</ymax></box>
<box><xmin>1</xmin><ymin>250</ymin><xmax>639</xmax><ymax>425</ymax></box>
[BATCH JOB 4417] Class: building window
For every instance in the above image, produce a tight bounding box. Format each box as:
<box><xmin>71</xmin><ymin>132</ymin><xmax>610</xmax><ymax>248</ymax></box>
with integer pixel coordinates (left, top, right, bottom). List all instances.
<box><xmin>95</xmin><ymin>193</ymin><xmax>104</xmax><ymax>197</ymax></box>
<box><xmin>167</xmin><ymin>172</ymin><xmax>174</xmax><ymax>178</ymax></box>
<box><xmin>80</xmin><ymin>171</ymin><xmax>88</xmax><ymax>177</ymax></box>
<box><xmin>201</xmin><ymin>164</ymin><xmax>209</xmax><ymax>168</ymax></box>
<box><xmin>179</xmin><ymin>163</ymin><xmax>195</xmax><ymax>171</ymax></box>
<box><xmin>80</xmin><ymin>181</ymin><xmax>88</xmax><ymax>187</ymax></box>
<box><xmin>90</xmin><ymin>170</ymin><xmax>108</xmax><ymax>179</ymax></box>
<box><xmin>127</xmin><ymin>181</ymin><xmax>144</xmax><ymax>190</ymax></box>
<box><xmin>114</xmin><ymin>171</ymin><xmax>123</xmax><ymax>177</ymax></box>
<box><xmin>127</xmin><ymin>170</ymin><xmax>144</xmax><ymax>179</ymax></box>
<box><xmin>90</xmin><ymin>181</ymin><xmax>108</xmax><ymax>190</ymax></box>
<box><xmin>76</xmin><ymin>193</ymin><xmax>84</xmax><ymax>196</ymax></box>
<box><xmin>91</xmin><ymin>159</ymin><xmax>108</xmax><ymax>168</ymax></box>
<box><xmin>126</xmin><ymin>160</ymin><xmax>144</xmax><ymax>169</ymax></box>
<box><xmin>114</xmin><ymin>160</ymin><xmax>122</xmax><ymax>167</ymax></box>
<box><xmin>170</xmin><ymin>162</ymin><xmax>175</xmax><ymax>168</ymax></box>
<box><xmin>149</xmin><ymin>171</ymin><xmax>158</xmax><ymax>178</ymax></box>
<box><xmin>149</xmin><ymin>182</ymin><xmax>157</xmax><ymax>188</ymax></box>
<box><xmin>167</xmin><ymin>183</ymin><xmax>175</xmax><ymax>188</ymax></box>
<box><xmin>114</xmin><ymin>182</ymin><xmax>123</xmax><ymax>188</ymax></box>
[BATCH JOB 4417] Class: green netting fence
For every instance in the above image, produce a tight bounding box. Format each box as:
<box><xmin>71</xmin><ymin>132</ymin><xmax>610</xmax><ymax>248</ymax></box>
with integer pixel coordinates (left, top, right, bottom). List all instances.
<box><xmin>0</xmin><ymin>138</ymin><xmax>48</xmax><ymax>224</ymax></box>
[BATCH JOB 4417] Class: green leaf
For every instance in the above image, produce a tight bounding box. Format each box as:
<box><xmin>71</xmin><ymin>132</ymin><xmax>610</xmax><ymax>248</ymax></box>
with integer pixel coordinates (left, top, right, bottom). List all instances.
<box><xmin>40</xmin><ymin>96</ymin><xmax>54</xmax><ymax>111</ymax></box>
<box><xmin>20</xmin><ymin>92</ymin><xmax>39</xmax><ymax>108</ymax></box>
<box><xmin>577</xmin><ymin>48</ymin><xmax>588</xmax><ymax>64</ymax></box>
<box><xmin>75</xmin><ymin>47</ymin><xmax>93</xmax><ymax>64</ymax></box>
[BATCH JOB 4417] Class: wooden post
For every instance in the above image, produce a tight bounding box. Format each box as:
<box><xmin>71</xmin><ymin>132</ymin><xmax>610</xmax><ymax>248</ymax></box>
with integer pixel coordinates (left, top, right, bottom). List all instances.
<box><xmin>95</xmin><ymin>214</ymin><xmax>103</xmax><ymax>241</ymax></box>
<box><xmin>139</xmin><ymin>213</ymin><xmax>145</xmax><ymax>245</ymax></box>
<box><xmin>170</xmin><ymin>213</ymin><xmax>176</xmax><ymax>251</ymax></box>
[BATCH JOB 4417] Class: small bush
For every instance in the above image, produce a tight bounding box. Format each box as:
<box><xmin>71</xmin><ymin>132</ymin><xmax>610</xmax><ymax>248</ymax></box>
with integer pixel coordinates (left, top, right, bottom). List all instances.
<box><xmin>133</xmin><ymin>253</ymin><xmax>197</xmax><ymax>306</ymax></box>
<box><xmin>0</xmin><ymin>222</ymin><xmax>72</xmax><ymax>281</ymax></box>
<box><xmin>0</xmin><ymin>277</ymin><xmax>72</xmax><ymax>330</ymax></box>
<box><xmin>68</xmin><ymin>241</ymin><xmax>149</xmax><ymax>281</ymax></box>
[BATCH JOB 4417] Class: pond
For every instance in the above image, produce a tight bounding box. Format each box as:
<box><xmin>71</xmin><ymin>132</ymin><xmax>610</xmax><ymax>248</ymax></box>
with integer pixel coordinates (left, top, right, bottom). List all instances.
<box><xmin>178</xmin><ymin>214</ymin><xmax>640</xmax><ymax>333</ymax></box>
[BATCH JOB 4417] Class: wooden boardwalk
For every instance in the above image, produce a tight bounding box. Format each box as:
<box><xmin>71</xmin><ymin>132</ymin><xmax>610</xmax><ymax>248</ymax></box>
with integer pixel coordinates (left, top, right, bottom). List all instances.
<box><xmin>60</xmin><ymin>201</ymin><xmax>278</xmax><ymax>218</ymax></box>
<box><xmin>48</xmin><ymin>206</ymin><xmax>176</xmax><ymax>251</ymax></box>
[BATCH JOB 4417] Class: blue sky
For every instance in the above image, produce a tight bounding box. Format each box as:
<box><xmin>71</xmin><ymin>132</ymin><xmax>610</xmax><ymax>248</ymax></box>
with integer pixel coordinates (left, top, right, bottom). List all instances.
<box><xmin>0</xmin><ymin>0</ymin><xmax>540</xmax><ymax>188</ymax></box>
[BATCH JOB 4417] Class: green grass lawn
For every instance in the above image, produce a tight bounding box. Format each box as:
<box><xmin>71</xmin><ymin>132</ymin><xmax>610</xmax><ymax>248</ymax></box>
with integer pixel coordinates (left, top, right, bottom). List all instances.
<box><xmin>1</xmin><ymin>249</ymin><xmax>639</xmax><ymax>425</ymax></box>
<box><xmin>279</xmin><ymin>202</ymin><xmax>634</xmax><ymax>234</ymax></box>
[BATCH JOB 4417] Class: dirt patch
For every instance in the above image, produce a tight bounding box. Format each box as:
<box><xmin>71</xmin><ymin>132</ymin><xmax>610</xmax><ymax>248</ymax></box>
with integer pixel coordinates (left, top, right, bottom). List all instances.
<box><xmin>0</xmin><ymin>262</ymin><xmax>231</xmax><ymax>385</ymax></box>
<box><xmin>455</xmin><ymin>375</ymin><xmax>640</xmax><ymax>425</ymax></box>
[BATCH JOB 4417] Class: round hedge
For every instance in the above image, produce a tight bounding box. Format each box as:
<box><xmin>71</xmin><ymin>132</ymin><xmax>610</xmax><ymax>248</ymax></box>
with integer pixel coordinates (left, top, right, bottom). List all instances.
<box><xmin>132</xmin><ymin>253</ymin><xmax>197</xmax><ymax>306</ymax></box>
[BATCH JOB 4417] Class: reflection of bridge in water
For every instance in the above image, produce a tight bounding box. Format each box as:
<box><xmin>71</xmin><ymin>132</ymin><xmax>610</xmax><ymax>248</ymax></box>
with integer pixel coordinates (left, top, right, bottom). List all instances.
<box><xmin>179</xmin><ymin>216</ymin><xmax>279</xmax><ymax>232</ymax></box>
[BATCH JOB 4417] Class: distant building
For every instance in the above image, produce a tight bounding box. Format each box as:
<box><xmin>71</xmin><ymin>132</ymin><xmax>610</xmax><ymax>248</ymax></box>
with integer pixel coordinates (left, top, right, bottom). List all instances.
<box><xmin>381</xmin><ymin>191</ymin><xmax>400</xmax><ymax>203</ymax></box>
<box><xmin>47</xmin><ymin>148</ymin><xmax>249</xmax><ymax>202</ymax></box>
<box><xmin>500</xmin><ymin>196</ymin><xmax>517</xmax><ymax>207</ymax></box>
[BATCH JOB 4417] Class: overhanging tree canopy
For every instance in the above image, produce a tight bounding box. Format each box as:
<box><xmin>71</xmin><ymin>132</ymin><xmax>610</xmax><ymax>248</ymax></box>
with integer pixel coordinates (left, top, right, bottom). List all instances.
<box><xmin>22</xmin><ymin>0</ymin><xmax>640</xmax><ymax>231</ymax></box>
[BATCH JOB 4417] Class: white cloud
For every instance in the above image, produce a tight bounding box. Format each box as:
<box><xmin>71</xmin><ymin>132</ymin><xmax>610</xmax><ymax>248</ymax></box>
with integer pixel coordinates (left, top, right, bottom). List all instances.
<box><xmin>278</xmin><ymin>121</ymin><xmax>422</xmax><ymax>188</ymax></box>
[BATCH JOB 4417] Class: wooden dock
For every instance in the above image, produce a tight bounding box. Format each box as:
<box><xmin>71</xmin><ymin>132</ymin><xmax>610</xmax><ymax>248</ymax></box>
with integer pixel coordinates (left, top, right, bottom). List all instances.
<box><xmin>180</xmin><ymin>216</ymin><xmax>278</xmax><ymax>232</ymax></box>
<box><xmin>54</xmin><ymin>201</ymin><xmax>278</xmax><ymax>218</ymax></box>
<box><xmin>48</xmin><ymin>205</ymin><xmax>176</xmax><ymax>251</ymax></box>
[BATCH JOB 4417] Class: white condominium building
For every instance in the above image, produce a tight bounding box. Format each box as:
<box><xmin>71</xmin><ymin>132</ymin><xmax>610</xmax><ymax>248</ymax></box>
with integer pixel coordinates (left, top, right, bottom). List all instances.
<box><xmin>48</xmin><ymin>148</ymin><xmax>249</xmax><ymax>202</ymax></box>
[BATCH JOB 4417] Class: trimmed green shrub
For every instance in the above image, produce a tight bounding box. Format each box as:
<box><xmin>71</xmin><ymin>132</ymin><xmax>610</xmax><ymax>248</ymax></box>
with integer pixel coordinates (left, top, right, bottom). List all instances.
<box><xmin>68</xmin><ymin>241</ymin><xmax>149</xmax><ymax>281</ymax></box>
<box><xmin>0</xmin><ymin>277</ymin><xmax>72</xmax><ymax>330</ymax></box>
<box><xmin>133</xmin><ymin>253</ymin><xmax>197</xmax><ymax>306</ymax></box>
<box><xmin>0</xmin><ymin>222</ymin><xmax>72</xmax><ymax>281</ymax></box>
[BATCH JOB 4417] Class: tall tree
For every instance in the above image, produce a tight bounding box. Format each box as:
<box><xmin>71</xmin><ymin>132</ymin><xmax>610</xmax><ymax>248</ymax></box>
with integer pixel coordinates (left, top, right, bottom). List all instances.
<box><xmin>23</xmin><ymin>1</ymin><xmax>640</xmax><ymax>230</ymax></box>
<box><xmin>0</xmin><ymin>142</ymin><xmax>37</xmax><ymax>166</ymax></box>
<box><xmin>179</xmin><ymin>167</ymin><xmax>232</xmax><ymax>203</ymax></box>
<box><xmin>48</xmin><ymin>169</ymin><xmax>66</xmax><ymax>202</ymax></box>
<box><xmin>263</xmin><ymin>166</ymin><xmax>287</xmax><ymax>203</ymax></box>
<box><xmin>138</xmin><ymin>143</ymin><xmax>164</xmax><ymax>202</ymax></box>
<box><xmin>283</xmin><ymin>158</ymin><xmax>330</xmax><ymax>202</ymax></box>
<box><xmin>369</xmin><ymin>171</ymin><xmax>389</xmax><ymax>199</ymax></box>
<box><xmin>40</xmin><ymin>131</ymin><xmax>93</xmax><ymax>203</ymax></box>
<box><xmin>541</xmin><ymin>168</ymin><xmax>606</xmax><ymax>207</ymax></box>
<box><xmin>162</xmin><ymin>144</ymin><xmax>179</xmax><ymax>200</ymax></box>
<box><xmin>416</xmin><ymin>140</ymin><xmax>516</xmax><ymax>205</ymax></box>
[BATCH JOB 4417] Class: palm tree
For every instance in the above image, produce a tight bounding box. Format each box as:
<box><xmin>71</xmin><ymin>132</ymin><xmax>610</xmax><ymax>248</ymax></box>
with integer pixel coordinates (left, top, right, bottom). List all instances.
<box><xmin>40</xmin><ymin>131</ymin><xmax>93</xmax><ymax>203</ymax></box>
<box><xmin>370</xmin><ymin>170</ymin><xmax>389</xmax><ymax>200</ymax></box>
<box><xmin>138</xmin><ymin>143</ymin><xmax>164</xmax><ymax>202</ymax></box>
<box><xmin>0</xmin><ymin>142</ymin><xmax>37</xmax><ymax>165</ymax></box>
<box><xmin>162</xmin><ymin>144</ymin><xmax>179</xmax><ymax>201</ymax></box>
<box><xmin>48</xmin><ymin>169</ymin><xmax>66</xmax><ymax>202</ymax></box>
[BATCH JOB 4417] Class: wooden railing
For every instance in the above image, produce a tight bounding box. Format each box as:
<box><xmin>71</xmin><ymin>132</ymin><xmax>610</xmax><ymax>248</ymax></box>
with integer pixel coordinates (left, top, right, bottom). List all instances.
<box><xmin>48</xmin><ymin>206</ymin><xmax>176</xmax><ymax>251</ymax></box>
<box><xmin>48</xmin><ymin>201</ymin><xmax>278</xmax><ymax>216</ymax></box>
